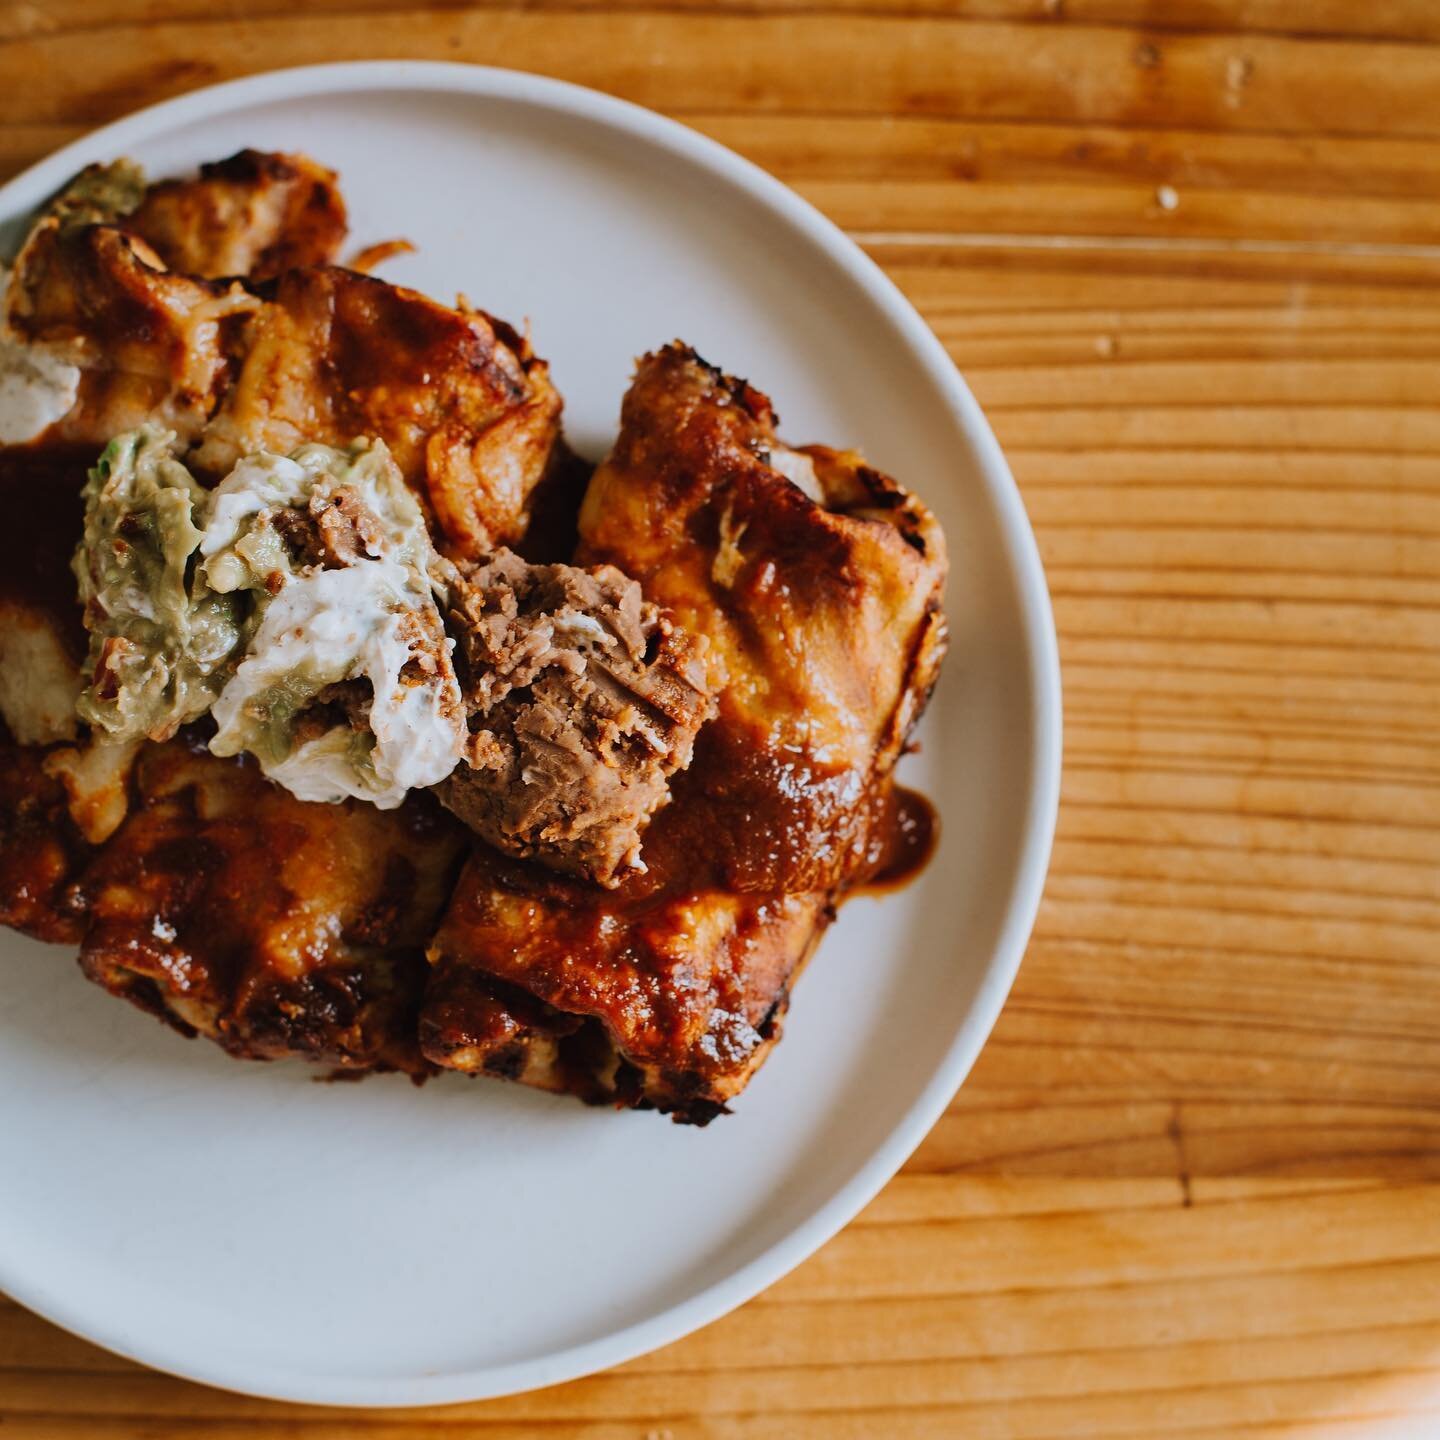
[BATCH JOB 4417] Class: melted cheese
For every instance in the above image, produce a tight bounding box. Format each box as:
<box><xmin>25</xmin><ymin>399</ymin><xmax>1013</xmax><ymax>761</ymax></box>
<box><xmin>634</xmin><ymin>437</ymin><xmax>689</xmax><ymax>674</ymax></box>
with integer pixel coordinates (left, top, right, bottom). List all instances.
<box><xmin>0</xmin><ymin>267</ymin><xmax>79</xmax><ymax>444</ymax></box>
<box><xmin>769</xmin><ymin>445</ymin><xmax>822</xmax><ymax>504</ymax></box>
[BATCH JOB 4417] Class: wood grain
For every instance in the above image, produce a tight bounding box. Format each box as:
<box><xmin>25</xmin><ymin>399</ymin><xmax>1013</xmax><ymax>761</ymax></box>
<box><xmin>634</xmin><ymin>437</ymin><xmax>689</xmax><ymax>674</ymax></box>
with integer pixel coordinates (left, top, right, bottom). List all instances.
<box><xmin>0</xmin><ymin>1</ymin><xmax>1437</xmax><ymax>1436</ymax></box>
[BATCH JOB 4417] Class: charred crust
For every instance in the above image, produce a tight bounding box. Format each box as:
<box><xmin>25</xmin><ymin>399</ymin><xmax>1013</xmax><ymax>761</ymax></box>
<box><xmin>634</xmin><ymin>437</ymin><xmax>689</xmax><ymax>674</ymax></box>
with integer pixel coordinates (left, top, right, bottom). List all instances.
<box><xmin>0</xmin><ymin>148</ymin><xmax>946</xmax><ymax>1126</ymax></box>
<box><xmin>90</xmin><ymin>968</ymin><xmax>200</xmax><ymax>1039</ymax></box>
<box><xmin>648</xmin><ymin>342</ymin><xmax>776</xmax><ymax>426</ymax></box>
<box><xmin>198</xmin><ymin>150</ymin><xmax>304</xmax><ymax>186</ymax></box>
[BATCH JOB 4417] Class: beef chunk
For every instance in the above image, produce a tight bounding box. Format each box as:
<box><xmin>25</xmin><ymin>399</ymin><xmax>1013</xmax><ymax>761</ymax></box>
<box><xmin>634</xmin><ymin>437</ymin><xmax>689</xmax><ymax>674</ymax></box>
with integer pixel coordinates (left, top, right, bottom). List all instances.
<box><xmin>437</xmin><ymin>549</ymin><xmax>714</xmax><ymax>887</ymax></box>
<box><xmin>270</xmin><ymin>488</ymin><xmax>385</xmax><ymax>572</ymax></box>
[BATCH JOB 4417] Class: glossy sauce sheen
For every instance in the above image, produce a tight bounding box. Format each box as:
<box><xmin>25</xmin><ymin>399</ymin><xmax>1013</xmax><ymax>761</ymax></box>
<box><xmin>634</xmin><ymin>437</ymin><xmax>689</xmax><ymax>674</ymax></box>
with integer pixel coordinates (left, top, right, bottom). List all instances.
<box><xmin>0</xmin><ymin>441</ymin><xmax>97</xmax><ymax>940</ymax></box>
<box><xmin>0</xmin><ymin>438</ymin><xmax>939</xmax><ymax>897</ymax></box>
<box><xmin>645</xmin><ymin>722</ymin><xmax>936</xmax><ymax>899</ymax></box>
<box><xmin>854</xmin><ymin>784</ymin><xmax>937</xmax><ymax>896</ymax></box>
<box><xmin>0</xmin><ymin>435</ymin><xmax>938</xmax><ymax>1097</ymax></box>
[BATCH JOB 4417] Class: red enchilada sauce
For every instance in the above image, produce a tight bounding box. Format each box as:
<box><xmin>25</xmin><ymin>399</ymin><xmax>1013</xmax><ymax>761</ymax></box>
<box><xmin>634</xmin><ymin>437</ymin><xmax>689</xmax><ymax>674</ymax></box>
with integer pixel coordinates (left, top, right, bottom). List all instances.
<box><xmin>0</xmin><ymin>442</ymin><xmax>98</xmax><ymax>941</ymax></box>
<box><xmin>1</xmin><ymin>440</ymin><xmax>940</xmax><ymax>894</ymax></box>
<box><xmin>1</xmin><ymin>440</ymin><xmax>93</xmax><ymax>652</ymax></box>
<box><xmin>854</xmin><ymin>783</ymin><xmax>937</xmax><ymax>896</ymax></box>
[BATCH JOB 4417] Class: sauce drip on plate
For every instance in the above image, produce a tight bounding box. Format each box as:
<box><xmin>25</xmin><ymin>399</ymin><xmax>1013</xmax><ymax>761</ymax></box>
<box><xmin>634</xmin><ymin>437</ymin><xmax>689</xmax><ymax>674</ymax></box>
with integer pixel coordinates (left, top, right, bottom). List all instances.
<box><xmin>853</xmin><ymin>783</ymin><xmax>937</xmax><ymax>897</ymax></box>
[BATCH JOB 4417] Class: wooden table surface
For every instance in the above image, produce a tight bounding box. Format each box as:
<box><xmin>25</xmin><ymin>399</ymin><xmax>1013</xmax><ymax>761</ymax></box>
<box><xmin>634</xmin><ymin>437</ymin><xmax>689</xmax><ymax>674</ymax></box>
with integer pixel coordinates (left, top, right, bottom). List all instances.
<box><xmin>3</xmin><ymin>3</ymin><xmax>1439</xmax><ymax>1436</ymax></box>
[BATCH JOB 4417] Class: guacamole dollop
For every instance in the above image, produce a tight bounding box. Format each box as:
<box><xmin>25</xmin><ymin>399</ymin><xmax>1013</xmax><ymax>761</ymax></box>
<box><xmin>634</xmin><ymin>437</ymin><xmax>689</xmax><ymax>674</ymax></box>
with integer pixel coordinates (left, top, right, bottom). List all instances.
<box><xmin>73</xmin><ymin>426</ymin><xmax>245</xmax><ymax>741</ymax></box>
<box><xmin>72</xmin><ymin>430</ymin><xmax>464</xmax><ymax>808</ymax></box>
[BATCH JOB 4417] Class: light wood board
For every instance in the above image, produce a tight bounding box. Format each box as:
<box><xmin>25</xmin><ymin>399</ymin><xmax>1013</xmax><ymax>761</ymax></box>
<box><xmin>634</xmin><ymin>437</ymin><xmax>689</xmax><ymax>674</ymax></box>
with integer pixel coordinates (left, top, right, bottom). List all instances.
<box><xmin>1</xmin><ymin>2</ymin><xmax>1437</xmax><ymax>1435</ymax></box>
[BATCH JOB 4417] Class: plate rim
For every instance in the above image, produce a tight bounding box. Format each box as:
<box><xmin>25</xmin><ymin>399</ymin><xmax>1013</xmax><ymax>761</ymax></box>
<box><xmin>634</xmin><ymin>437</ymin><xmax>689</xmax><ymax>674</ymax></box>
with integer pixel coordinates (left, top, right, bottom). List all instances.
<box><xmin>0</xmin><ymin>59</ymin><xmax>1063</xmax><ymax>1407</ymax></box>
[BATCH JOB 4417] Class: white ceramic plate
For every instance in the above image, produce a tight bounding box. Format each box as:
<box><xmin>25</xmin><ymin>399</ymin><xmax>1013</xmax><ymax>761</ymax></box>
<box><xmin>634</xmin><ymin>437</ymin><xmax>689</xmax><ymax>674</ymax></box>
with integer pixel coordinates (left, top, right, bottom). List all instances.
<box><xmin>0</xmin><ymin>63</ymin><xmax>1060</xmax><ymax>1406</ymax></box>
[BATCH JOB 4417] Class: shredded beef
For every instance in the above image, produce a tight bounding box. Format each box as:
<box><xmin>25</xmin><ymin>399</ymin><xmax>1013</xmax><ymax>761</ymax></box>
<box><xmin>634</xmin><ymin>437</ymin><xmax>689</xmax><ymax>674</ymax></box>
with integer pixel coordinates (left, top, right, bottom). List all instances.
<box><xmin>437</xmin><ymin>549</ymin><xmax>714</xmax><ymax>887</ymax></box>
<box><xmin>270</xmin><ymin>487</ymin><xmax>385</xmax><ymax>571</ymax></box>
<box><xmin>313</xmin><ymin>488</ymin><xmax>384</xmax><ymax>567</ymax></box>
